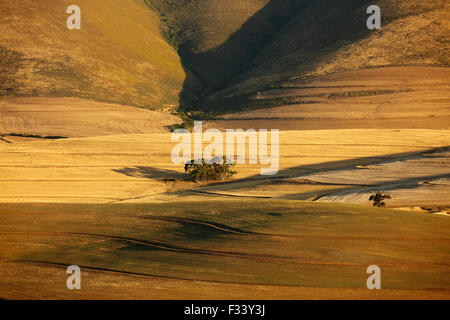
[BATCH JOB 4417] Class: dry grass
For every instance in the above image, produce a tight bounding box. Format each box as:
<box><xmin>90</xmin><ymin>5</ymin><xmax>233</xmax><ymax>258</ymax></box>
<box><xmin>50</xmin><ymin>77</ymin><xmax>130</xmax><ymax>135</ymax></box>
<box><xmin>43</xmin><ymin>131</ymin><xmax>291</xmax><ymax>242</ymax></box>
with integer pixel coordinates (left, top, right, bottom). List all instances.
<box><xmin>1</xmin><ymin>0</ymin><xmax>449</xmax><ymax>300</ymax></box>
<box><xmin>0</xmin><ymin>0</ymin><xmax>185</xmax><ymax>109</ymax></box>
<box><xmin>3</xmin><ymin>260</ymin><xmax>449</xmax><ymax>300</ymax></box>
<box><xmin>0</xmin><ymin>95</ymin><xmax>448</xmax><ymax>299</ymax></box>
<box><xmin>0</xmin><ymin>97</ymin><xmax>181</xmax><ymax>137</ymax></box>
<box><xmin>202</xmin><ymin>0</ymin><xmax>450</xmax><ymax>109</ymax></box>
<box><xmin>1</xmin><ymin>1</ymin><xmax>448</xmax><ymax>111</ymax></box>
<box><xmin>0</xmin><ymin>107</ymin><xmax>449</xmax><ymax>205</ymax></box>
<box><xmin>209</xmin><ymin>66</ymin><xmax>450</xmax><ymax>127</ymax></box>
<box><xmin>0</xmin><ymin>201</ymin><xmax>449</xmax><ymax>299</ymax></box>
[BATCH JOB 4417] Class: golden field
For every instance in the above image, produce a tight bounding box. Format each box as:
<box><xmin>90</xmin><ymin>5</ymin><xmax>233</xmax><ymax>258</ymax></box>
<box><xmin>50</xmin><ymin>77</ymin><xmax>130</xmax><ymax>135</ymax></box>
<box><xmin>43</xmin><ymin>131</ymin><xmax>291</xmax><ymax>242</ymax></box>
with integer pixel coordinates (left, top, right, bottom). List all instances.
<box><xmin>0</xmin><ymin>92</ymin><xmax>449</xmax><ymax>299</ymax></box>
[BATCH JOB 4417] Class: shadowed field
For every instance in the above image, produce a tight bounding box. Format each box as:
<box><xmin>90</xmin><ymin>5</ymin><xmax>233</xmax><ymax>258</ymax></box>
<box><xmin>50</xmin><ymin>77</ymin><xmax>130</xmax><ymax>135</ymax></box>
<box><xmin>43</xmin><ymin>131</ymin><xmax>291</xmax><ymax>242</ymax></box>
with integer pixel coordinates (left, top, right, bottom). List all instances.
<box><xmin>0</xmin><ymin>201</ymin><xmax>449</xmax><ymax>299</ymax></box>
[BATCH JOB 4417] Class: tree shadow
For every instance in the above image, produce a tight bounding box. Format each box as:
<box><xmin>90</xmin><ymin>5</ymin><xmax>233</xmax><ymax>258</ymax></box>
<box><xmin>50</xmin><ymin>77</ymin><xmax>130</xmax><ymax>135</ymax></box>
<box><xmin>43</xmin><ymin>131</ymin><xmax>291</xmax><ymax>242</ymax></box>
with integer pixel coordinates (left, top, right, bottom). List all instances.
<box><xmin>112</xmin><ymin>166</ymin><xmax>186</xmax><ymax>180</ymax></box>
<box><xmin>297</xmin><ymin>171</ymin><xmax>450</xmax><ymax>206</ymax></box>
<box><xmin>0</xmin><ymin>136</ymin><xmax>12</xmax><ymax>144</ymax></box>
<box><xmin>184</xmin><ymin>146</ymin><xmax>450</xmax><ymax>199</ymax></box>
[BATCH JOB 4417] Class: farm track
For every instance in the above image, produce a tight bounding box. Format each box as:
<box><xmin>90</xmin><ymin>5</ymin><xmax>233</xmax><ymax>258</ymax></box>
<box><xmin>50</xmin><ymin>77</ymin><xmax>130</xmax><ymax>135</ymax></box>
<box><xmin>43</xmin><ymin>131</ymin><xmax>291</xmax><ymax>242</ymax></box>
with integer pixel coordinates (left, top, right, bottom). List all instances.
<box><xmin>0</xmin><ymin>259</ymin><xmax>302</xmax><ymax>288</ymax></box>
<box><xmin>2</xmin><ymin>259</ymin><xmax>450</xmax><ymax>300</ymax></box>
<box><xmin>138</xmin><ymin>215</ymin><xmax>450</xmax><ymax>241</ymax></box>
<box><xmin>1</xmin><ymin>230</ymin><xmax>449</xmax><ymax>268</ymax></box>
<box><xmin>0</xmin><ymin>259</ymin><xmax>376</xmax><ymax>288</ymax></box>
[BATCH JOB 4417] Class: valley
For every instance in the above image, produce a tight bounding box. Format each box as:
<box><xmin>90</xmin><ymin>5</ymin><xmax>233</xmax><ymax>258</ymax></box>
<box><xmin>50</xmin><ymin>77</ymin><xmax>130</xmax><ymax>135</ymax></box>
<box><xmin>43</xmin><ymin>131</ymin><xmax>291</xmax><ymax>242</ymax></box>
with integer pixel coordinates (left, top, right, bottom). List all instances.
<box><xmin>0</xmin><ymin>0</ymin><xmax>448</xmax><ymax>300</ymax></box>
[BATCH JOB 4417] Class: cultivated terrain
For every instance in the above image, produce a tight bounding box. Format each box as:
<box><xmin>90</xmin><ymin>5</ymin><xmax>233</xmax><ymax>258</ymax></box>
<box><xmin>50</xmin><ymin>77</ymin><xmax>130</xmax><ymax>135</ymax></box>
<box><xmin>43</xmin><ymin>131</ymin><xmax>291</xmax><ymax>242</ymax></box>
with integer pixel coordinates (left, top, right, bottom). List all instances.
<box><xmin>0</xmin><ymin>0</ymin><xmax>448</xmax><ymax>299</ymax></box>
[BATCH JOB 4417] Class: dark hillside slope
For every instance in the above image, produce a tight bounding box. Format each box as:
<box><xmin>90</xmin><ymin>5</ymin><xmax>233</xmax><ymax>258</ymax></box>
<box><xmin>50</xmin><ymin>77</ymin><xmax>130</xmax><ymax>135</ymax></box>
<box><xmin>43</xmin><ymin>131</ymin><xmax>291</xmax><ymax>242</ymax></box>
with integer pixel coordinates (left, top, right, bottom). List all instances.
<box><xmin>147</xmin><ymin>0</ymin><xmax>449</xmax><ymax>112</ymax></box>
<box><xmin>145</xmin><ymin>0</ymin><xmax>305</xmax><ymax>107</ymax></box>
<box><xmin>202</xmin><ymin>0</ymin><xmax>450</xmax><ymax>110</ymax></box>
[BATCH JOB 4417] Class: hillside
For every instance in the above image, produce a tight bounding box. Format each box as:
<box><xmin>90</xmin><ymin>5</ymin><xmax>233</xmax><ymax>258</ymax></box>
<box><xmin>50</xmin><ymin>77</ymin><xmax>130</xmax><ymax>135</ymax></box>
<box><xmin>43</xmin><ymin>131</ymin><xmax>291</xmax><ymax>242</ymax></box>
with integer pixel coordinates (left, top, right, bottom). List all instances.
<box><xmin>0</xmin><ymin>0</ymin><xmax>185</xmax><ymax>109</ymax></box>
<box><xmin>145</xmin><ymin>0</ymin><xmax>449</xmax><ymax>111</ymax></box>
<box><xmin>208</xmin><ymin>66</ymin><xmax>450</xmax><ymax>130</ymax></box>
<box><xmin>144</xmin><ymin>0</ymin><xmax>304</xmax><ymax>105</ymax></box>
<box><xmin>203</xmin><ymin>0</ymin><xmax>450</xmax><ymax>110</ymax></box>
<box><xmin>1</xmin><ymin>1</ymin><xmax>448</xmax><ymax>113</ymax></box>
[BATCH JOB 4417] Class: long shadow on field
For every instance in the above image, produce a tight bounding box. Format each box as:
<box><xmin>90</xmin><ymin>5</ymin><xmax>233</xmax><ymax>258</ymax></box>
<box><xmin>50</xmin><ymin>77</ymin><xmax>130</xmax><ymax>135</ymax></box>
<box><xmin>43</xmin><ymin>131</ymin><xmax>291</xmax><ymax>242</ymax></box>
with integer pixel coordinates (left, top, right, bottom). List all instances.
<box><xmin>112</xmin><ymin>166</ymin><xmax>186</xmax><ymax>180</ymax></box>
<box><xmin>185</xmin><ymin>146</ymin><xmax>450</xmax><ymax>198</ymax></box>
<box><xmin>0</xmin><ymin>136</ymin><xmax>12</xmax><ymax>144</ymax></box>
<box><xmin>303</xmin><ymin>172</ymin><xmax>450</xmax><ymax>201</ymax></box>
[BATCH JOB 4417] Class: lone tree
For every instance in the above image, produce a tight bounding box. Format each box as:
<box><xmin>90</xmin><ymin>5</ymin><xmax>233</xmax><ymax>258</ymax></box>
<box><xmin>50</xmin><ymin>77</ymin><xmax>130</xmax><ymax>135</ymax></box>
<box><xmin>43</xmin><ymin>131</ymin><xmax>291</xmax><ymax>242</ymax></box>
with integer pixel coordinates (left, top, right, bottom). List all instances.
<box><xmin>184</xmin><ymin>158</ymin><xmax>236</xmax><ymax>183</ymax></box>
<box><xmin>369</xmin><ymin>193</ymin><xmax>391</xmax><ymax>207</ymax></box>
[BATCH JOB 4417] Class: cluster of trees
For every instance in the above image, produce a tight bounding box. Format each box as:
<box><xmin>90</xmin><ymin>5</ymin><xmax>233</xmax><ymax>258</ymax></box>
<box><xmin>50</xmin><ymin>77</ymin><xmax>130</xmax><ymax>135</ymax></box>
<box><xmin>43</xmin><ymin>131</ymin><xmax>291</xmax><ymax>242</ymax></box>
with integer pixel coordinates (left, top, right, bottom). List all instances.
<box><xmin>184</xmin><ymin>158</ymin><xmax>236</xmax><ymax>183</ymax></box>
<box><xmin>369</xmin><ymin>193</ymin><xmax>391</xmax><ymax>207</ymax></box>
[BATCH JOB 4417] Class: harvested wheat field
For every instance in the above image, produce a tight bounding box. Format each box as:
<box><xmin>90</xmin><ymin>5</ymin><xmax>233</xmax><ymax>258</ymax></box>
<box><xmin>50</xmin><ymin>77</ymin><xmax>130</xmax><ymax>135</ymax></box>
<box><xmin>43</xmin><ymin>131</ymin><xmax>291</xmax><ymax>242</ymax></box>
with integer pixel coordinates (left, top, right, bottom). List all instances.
<box><xmin>0</xmin><ymin>96</ymin><xmax>449</xmax><ymax>299</ymax></box>
<box><xmin>1</xmin><ymin>106</ymin><xmax>449</xmax><ymax>206</ymax></box>
<box><xmin>0</xmin><ymin>97</ymin><xmax>181</xmax><ymax>138</ymax></box>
